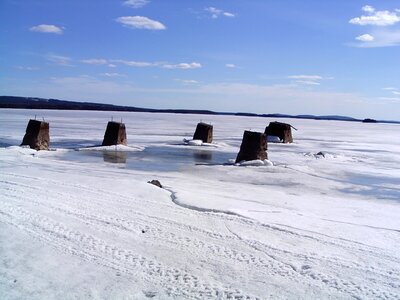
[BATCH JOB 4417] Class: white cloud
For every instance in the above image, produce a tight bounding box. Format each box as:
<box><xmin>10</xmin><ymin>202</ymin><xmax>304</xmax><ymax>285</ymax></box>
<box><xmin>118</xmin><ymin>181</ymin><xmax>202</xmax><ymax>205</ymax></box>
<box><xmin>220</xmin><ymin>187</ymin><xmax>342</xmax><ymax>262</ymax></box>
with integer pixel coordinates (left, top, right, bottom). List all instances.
<box><xmin>100</xmin><ymin>73</ymin><xmax>125</xmax><ymax>77</ymax></box>
<box><xmin>295</xmin><ymin>80</ymin><xmax>320</xmax><ymax>86</ymax></box>
<box><xmin>288</xmin><ymin>75</ymin><xmax>324</xmax><ymax>80</ymax></box>
<box><xmin>349</xmin><ymin>6</ymin><xmax>400</xmax><ymax>26</ymax></box>
<box><xmin>116</xmin><ymin>16</ymin><xmax>166</xmax><ymax>30</ymax></box>
<box><xmin>81</xmin><ymin>58</ymin><xmax>108</xmax><ymax>65</ymax></box>
<box><xmin>46</xmin><ymin>54</ymin><xmax>72</xmax><ymax>66</ymax></box>
<box><xmin>378</xmin><ymin>97</ymin><xmax>400</xmax><ymax>102</ymax></box>
<box><xmin>205</xmin><ymin>7</ymin><xmax>235</xmax><ymax>19</ymax></box>
<box><xmin>225</xmin><ymin>63</ymin><xmax>237</xmax><ymax>68</ymax></box>
<box><xmin>223</xmin><ymin>12</ymin><xmax>235</xmax><ymax>18</ymax></box>
<box><xmin>379</xmin><ymin>88</ymin><xmax>400</xmax><ymax>101</ymax></box>
<box><xmin>362</xmin><ymin>5</ymin><xmax>375</xmax><ymax>13</ymax></box>
<box><xmin>123</xmin><ymin>0</ymin><xmax>149</xmax><ymax>8</ymax></box>
<box><xmin>112</xmin><ymin>59</ymin><xmax>156</xmax><ymax>67</ymax></box>
<box><xmin>351</xmin><ymin>29</ymin><xmax>400</xmax><ymax>47</ymax></box>
<box><xmin>30</xmin><ymin>24</ymin><xmax>63</xmax><ymax>34</ymax></box>
<box><xmin>288</xmin><ymin>75</ymin><xmax>332</xmax><ymax>86</ymax></box>
<box><xmin>175</xmin><ymin>79</ymin><xmax>199</xmax><ymax>85</ymax></box>
<box><xmin>355</xmin><ymin>33</ymin><xmax>375</xmax><ymax>42</ymax></box>
<box><xmin>15</xmin><ymin>66</ymin><xmax>39</xmax><ymax>71</ymax></box>
<box><xmin>110</xmin><ymin>59</ymin><xmax>201</xmax><ymax>69</ymax></box>
<box><xmin>162</xmin><ymin>62</ymin><xmax>202</xmax><ymax>69</ymax></box>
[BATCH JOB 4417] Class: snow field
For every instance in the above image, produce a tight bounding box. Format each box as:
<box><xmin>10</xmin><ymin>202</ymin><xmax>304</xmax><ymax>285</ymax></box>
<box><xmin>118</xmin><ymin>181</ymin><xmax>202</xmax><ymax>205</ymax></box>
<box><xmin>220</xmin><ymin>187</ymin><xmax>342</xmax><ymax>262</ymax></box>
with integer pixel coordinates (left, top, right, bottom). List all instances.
<box><xmin>0</xmin><ymin>109</ymin><xmax>399</xmax><ymax>299</ymax></box>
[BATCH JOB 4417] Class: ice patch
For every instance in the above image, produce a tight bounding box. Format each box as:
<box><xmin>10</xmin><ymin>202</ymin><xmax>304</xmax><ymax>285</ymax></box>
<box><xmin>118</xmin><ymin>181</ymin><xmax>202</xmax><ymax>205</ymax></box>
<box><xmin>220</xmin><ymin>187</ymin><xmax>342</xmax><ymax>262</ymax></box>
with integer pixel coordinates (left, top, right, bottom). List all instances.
<box><xmin>5</xmin><ymin>146</ymin><xmax>69</xmax><ymax>156</ymax></box>
<box><xmin>236</xmin><ymin>159</ymin><xmax>274</xmax><ymax>167</ymax></box>
<box><xmin>77</xmin><ymin>144</ymin><xmax>144</xmax><ymax>152</ymax></box>
<box><xmin>181</xmin><ymin>139</ymin><xmax>221</xmax><ymax>149</ymax></box>
<box><xmin>187</xmin><ymin>139</ymin><xmax>203</xmax><ymax>146</ymax></box>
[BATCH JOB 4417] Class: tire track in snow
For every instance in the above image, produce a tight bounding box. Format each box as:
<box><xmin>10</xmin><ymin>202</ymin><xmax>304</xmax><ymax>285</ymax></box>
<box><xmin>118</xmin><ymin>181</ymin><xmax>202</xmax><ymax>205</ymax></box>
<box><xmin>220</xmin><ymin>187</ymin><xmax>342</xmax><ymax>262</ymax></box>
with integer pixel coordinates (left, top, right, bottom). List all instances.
<box><xmin>225</xmin><ymin>223</ymin><xmax>400</xmax><ymax>300</ymax></box>
<box><xmin>0</xmin><ymin>203</ymin><xmax>260</xmax><ymax>299</ymax></box>
<box><xmin>2</xmin><ymin>172</ymin><xmax>399</xmax><ymax>299</ymax></box>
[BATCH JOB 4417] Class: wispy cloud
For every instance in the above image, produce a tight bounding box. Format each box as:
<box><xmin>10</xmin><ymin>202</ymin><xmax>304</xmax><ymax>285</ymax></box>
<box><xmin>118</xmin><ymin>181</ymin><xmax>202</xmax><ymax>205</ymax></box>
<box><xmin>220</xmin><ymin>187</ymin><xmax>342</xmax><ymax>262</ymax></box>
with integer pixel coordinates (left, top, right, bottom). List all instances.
<box><xmin>123</xmin><ymin>0</ymin><xmax>149</xmax><ymax>8</ymax></box>
<box><xmin>162</xmin><ymin>62</ymin><xmax>201</xmax><ymax>69</ymax></box>
<box><xmin>379</xmin><ymin>87</ymin><xmax>400</xmax><ymax>102</ymax></box>
<box><xmin>78</xmin><ymin>58</ymin><xmax>201</xmax><ymax>70</ymax></box>
<box><xmin>175</xmin><ymin>79</ymin><xmax>199</xmax><ymax>85</ymax></box>
<box><xmin>382</xmin><ymin>87</ymin><xmax>400</xmax><ymax>95</ymax></box>
<box><xmin>288</xmin><ymin>75</ymin><xmax>323</xmax><ymax>80</ymax></box>
<box><xmin>100</xmin><ymin>73</ymin><xmax>125</xmax><ymax>77</ymax></box>
<box><xmin>350</xmin><ymin>5</ymin><xmax>400</xmax><ymax>26</ymax></box>
<box><xmin>378</xmin><ymin>97</ymin><xmax>400</xmax><ymax>102</ymax></box>
<box><xmin>295</xmin><ymin>80</ymin><xmax>321</xmax><ymax>86</ymax></box>
<box><xmin>225</xmin><ymin>63</ymin><xmax>237</xmax><ymax>68</ymax></box>
<box><xmin>112</xmin><ymin>59</ymin><xmax>156</xmax><ymax>67</ymax></box>
<box><xmin>205</xmin><ymin>7</ymin><xmax>236</xmax><ymax>19</ymax></box>
<box><xmin>46</xmin><ymin>54</ymin><xmax>72</xmax><ymax>66</ymax></box>
<box><xmin>30</xmin><ymin>24</ymin><xmax>64</xmax><ymax>34</ymax></box>
<box><xmin>81</xmin><ymin>58</ymin><xmax>108</xmax><ymax>65</ymax></box>
<box><xmin>287</xmin><ymin>75</ymin><xmax>332</xmax><ymax>86</ymax></box>
<box><xmin>15</xmin><ymin>66</ymin><xmax>39</xmax><ymax>71</ymax></box>
<box><xmin>116</xmin><ymin>16</ymin><xmax>166</xmax><ymax>30</ymax></box>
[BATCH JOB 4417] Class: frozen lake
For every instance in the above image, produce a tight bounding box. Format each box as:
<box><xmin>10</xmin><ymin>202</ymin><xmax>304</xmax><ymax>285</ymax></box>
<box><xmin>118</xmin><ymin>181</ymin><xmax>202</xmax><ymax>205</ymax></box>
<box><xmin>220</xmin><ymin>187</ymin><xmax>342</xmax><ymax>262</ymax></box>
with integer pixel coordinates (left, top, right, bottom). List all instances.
<box><xmin>64</xmin><ymin>146</ymin><xmax>236</xmax><ymax>171</ymax></box>
<box><xmin>1</xmin><ymin>109</ymin><xmax>399</xmax><ymax>299</ymax></box>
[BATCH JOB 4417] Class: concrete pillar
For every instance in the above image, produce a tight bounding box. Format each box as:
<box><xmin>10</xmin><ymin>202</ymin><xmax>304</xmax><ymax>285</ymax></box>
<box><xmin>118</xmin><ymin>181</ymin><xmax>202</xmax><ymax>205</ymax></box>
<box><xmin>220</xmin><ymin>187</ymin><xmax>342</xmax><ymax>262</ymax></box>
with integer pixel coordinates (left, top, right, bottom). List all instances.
<box><xmin>264</xmin><ymin>121</ymin><xmax>293</xmax><ymax>143</ymax></box>
<box><xmin>235</xmin><ymin>131</ymin><xmax>267</xmax><ymax>163</ymax></box>
<box><xmin>102</xmin><ymin>121</ymin><xmax>127</xmax><ymax>146</ymax></box>
<box><xmin>193</xmin><ymin>122</ymin><xmax>213</xmax><ymax>143</ymax></box>
<box><xmin>20</xmin><ymin>119</ymin><xmax>50</xmax><ymax>150</ymax></box>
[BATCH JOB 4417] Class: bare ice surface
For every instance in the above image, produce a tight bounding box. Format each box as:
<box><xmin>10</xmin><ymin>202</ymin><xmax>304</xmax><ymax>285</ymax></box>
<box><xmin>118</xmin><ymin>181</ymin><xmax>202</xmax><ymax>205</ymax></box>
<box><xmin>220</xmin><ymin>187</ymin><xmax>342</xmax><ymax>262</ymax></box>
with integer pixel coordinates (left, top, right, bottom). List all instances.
<box><xmin>0</xmin><ymin>109</ymin><xmax>399</xmax><ymax>299</ymax></box>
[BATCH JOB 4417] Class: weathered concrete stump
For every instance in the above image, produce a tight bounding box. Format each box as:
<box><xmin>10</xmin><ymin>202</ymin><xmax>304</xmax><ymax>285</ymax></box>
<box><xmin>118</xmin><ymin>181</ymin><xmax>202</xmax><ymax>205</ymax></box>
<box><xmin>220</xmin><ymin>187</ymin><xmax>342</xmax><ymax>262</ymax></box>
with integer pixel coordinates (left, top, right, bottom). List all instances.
<box><xmin>235</xmin><ymin>131</ymin><xmax>267</xmax><ymax>163</ymax></box>
<box><xmin>102</xmin><ymin>121</ymin><xmax>127</xmax><ymax>146</ymax></box>
<box><xmin>193</xmin><ymin>122</ymin><xmax>213</xmax><ymax>143</ymax></box>
<box><xmin>20</xmin><ymin>119</ymin><xmax>50</xmax><ymax>150</ymax></box>
<box><xmin>264</xmin><ymin>121</ymin><xmax>293</xmax><ymax>143</ymax></box>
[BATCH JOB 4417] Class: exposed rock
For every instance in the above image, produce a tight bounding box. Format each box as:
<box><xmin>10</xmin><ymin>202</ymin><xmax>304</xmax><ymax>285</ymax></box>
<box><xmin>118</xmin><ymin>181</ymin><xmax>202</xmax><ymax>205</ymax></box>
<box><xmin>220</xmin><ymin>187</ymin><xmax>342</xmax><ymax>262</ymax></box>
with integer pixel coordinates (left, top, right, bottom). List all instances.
<box><xmin>20</xmin><ymin>119</ymin><xmax>50</xmax><ymax>150</ymax></box>
<box><xmin>148</xmin><ymin>180</ymin><xmax>162</xmax><ymax>188</ymax></box>
<box><xmin>265</xmin><ymin>121</ymin><xmax>293</xmax><ymax>143</ymax></box>
<box><xmin>235</xmin><ymin>131</ymin><xmax>267</xmax><ymax>163</ymax></box>
<box><xmin>102</xmin><ymin>121</ymin><xmax>127</xmax><ymax>146</ymax></box>
<box><xmin>193</xmin><ymin>122</ymin><xmax>213</xmax><ymax>143</ymax></box>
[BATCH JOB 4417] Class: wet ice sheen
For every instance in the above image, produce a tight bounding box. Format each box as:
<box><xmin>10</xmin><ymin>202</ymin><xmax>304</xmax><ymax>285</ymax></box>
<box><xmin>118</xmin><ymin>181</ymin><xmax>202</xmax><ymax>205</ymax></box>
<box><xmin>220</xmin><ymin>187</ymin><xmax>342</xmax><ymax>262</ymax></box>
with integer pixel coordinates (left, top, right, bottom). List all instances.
<box><xmin>62</xmin><ymin>146</ymin><xmax>236</xmax><ymax>171</ymax></box>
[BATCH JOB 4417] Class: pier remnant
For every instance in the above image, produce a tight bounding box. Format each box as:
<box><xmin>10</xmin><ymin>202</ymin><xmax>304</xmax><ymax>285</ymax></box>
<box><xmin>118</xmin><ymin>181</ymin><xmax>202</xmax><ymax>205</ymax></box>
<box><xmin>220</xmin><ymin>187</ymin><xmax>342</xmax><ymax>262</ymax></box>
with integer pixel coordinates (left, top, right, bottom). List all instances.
<box><xmin>102</xmin><ymin>121</ymin><xmax>127</xmax><ymax>146</ymax></box>
<box><xmin>193</xmin><ymin>122</ymin><xmax>213</xmax><ymax>143</ymax></box>
<box><xmin>264</xmin><ymin>121</ymin><xmax>293</xmax><ymax>143</ymax></box>
<box><xmin>235</xmin><ymin>131</ymin><xmax>267</xmax><ymax>163</ymax></box>
<box><xmin>21</xmin><ymin>119</ymin><xmax>50</xmax><ymax>150</ymax></box>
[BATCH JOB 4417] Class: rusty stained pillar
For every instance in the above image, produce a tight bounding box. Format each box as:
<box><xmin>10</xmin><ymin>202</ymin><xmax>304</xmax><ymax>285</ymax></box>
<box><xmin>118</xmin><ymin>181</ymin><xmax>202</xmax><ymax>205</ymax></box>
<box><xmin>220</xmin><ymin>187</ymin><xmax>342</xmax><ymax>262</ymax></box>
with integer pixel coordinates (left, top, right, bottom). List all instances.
<box><xmin>21</xmin><ymin>119</ymin><xmax>50</xmax><ymax>150</ymax></box>
<box><xmin>193</xmin><ymin>122</ymin><xmax>213</xmax><ymax>143</ymax></box>
<box><xmin>235</xmin><ymin>130</ymin><xmax>267</xmax><ymax>163</ymax></box>
<box><xmin>102</xmin><ymin>121</ymin><xmax>127</xmax><ymax>146</ymax></box>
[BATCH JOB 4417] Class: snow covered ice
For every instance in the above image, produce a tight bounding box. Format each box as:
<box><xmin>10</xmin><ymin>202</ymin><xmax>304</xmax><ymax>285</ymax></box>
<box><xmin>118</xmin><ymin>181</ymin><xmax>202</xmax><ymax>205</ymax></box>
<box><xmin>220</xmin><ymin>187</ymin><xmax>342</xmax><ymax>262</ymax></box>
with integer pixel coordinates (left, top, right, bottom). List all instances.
<box><xmin>1</xmin><ymin>109</ymin><xmax>400</xmax><ymax>299</ymax></box>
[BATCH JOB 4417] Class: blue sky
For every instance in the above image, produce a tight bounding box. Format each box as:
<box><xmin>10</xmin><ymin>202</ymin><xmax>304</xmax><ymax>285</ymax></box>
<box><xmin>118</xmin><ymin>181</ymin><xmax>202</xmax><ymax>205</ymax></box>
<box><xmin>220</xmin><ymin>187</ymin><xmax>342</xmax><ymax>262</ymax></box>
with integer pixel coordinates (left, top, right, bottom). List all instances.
<box><xmin>1</xmin><ymin>0</ymin><xmax>400</xmax><ymax>120</ymax></box>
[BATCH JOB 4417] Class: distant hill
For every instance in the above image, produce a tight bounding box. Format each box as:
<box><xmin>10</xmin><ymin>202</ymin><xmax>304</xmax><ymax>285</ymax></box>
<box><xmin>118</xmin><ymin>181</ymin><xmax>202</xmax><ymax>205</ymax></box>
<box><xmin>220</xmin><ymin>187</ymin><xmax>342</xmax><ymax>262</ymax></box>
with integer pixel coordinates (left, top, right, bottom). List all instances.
<box><xmin>1</xmin><ymin>96</ymin><xmax>399</xmax><ymax>124</ymax></box>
